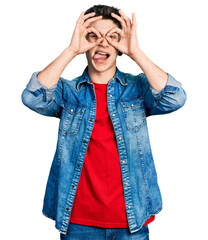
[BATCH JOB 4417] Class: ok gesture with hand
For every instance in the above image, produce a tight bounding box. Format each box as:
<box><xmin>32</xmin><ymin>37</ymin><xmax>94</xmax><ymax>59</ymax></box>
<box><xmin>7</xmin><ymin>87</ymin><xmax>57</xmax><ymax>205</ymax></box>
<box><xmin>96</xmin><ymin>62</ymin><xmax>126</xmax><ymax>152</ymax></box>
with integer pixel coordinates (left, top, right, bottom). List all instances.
<box><xmin>105</xmin><ymin>10</ymin><xmax>140</xmax><ymax>58</ymax></box>
<box><xmin>69</xmin><ymin>12</ymin><xmax>103</xmax><ymax>55</ymax></box>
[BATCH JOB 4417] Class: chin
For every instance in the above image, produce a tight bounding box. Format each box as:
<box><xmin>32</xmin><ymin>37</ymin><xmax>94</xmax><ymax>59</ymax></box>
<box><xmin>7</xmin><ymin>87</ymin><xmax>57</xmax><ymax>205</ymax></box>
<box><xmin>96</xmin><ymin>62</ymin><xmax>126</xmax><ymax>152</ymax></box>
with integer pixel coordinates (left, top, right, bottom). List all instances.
<box><xmin>93</xmin><ymin>64</ymin><xmax>111</xmax><ymax>72</ymax></box>
<box><xmin>91</xmin><ymin>60</ymin><xmax>116</xmax><ymax>73</ymax></box>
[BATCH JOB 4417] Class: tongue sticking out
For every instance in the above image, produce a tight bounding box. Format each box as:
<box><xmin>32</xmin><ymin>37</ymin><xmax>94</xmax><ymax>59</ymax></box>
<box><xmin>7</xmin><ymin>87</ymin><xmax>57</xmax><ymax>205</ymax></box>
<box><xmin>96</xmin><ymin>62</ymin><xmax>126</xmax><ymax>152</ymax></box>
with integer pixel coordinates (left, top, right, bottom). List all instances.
<box><xmin>93</xmin><ymin>53</ymin><xmax>108</xmax><ymax>60</ymax></box>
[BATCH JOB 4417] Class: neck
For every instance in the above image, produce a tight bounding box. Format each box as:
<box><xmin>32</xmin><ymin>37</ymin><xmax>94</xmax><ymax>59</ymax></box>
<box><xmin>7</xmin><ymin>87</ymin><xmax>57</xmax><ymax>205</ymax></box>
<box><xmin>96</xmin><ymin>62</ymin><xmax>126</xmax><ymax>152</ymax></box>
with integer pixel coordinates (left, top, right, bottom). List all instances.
<box><xmin>87</xmin><ymin>66</ymin><xmax>117</xmax><ymax>84</ymax></box>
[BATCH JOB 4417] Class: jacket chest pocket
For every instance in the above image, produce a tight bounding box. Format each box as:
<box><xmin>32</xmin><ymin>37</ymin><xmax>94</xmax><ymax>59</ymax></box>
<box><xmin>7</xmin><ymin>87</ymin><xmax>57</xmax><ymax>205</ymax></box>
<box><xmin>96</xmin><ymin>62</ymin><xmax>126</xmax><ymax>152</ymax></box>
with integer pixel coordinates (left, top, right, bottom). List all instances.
<box><xmin>120</xmin><ymin>97</ymin><xmax>146</xmax><ymax>131</ymax></box>
<box><xmin>59</xmin><ymin>101</ymin><xmax>86</xmax><ymax>135</ymax></box>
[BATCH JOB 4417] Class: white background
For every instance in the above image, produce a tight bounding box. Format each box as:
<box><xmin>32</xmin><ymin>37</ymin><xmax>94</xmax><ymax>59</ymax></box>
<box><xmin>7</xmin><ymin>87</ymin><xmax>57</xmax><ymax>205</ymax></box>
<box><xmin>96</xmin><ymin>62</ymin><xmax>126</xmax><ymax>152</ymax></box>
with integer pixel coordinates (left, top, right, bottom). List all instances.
<box><xmin>1</xmin><ymin>0</ymin><xmax>208</xmax><ymax>239</ymax></box>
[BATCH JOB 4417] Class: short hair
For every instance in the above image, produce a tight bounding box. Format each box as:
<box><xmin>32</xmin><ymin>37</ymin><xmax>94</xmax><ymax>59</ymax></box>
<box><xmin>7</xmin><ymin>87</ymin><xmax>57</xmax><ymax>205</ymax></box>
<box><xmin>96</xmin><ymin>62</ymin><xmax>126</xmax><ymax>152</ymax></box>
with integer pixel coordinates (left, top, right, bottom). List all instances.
<box><xmin>84</xmin><ymin>5</ymin><xmax>123</xmax><ymax>56</ymax></box>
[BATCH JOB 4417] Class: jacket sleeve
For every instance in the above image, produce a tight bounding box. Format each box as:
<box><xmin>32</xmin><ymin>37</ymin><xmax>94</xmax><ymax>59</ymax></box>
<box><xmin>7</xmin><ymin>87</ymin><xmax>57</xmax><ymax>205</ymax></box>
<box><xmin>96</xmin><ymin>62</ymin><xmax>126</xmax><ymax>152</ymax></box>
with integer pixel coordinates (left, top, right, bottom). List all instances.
<box><xmin>21</xmin><ymin>71</ymin><xmax>63</xmax><ymax>118</ymax></box>
<box><xmin>139</xmin><ymin>72</ymin><xmax>187</xmax><ymax>117</ymax></box>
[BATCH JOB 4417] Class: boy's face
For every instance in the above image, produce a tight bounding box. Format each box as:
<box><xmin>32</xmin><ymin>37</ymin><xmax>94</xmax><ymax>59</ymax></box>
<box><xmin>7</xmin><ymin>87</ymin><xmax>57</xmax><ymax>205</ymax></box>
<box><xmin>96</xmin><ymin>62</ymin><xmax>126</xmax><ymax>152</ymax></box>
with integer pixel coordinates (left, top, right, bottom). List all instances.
<box><xmin>85</xmin><ymin>19</ymin><xmax>119</xmax><ymax>74</ymax></box>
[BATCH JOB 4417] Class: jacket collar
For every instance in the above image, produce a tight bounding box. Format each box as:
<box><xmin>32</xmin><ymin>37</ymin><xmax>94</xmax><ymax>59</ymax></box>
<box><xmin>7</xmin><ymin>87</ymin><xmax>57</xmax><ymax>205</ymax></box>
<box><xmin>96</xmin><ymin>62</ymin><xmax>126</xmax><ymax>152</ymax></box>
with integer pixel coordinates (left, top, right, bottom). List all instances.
<box><xmin>76</xmin><ymin>66</ymin><xmax>127</xmax><ymax>90</ymax></box>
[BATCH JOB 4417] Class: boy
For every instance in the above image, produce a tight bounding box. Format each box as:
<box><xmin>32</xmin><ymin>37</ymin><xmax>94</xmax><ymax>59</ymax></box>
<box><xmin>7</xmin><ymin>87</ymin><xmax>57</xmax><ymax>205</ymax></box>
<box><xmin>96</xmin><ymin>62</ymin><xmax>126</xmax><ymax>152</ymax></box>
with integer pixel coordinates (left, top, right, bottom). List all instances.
<box><xmin>21</xmin><ymin>4</ymin><xmax>187</xmax><ymax>240</ymax></box>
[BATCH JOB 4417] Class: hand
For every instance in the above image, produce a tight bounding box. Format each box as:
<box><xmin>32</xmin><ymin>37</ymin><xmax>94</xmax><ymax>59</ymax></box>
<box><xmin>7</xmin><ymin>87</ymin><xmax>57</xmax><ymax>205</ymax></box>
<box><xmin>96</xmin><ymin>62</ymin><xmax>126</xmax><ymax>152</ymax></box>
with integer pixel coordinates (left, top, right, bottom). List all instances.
<box><xmin>105</xmin><ymin>10</ymin><xmax>140</xmax><ymax>58</ymax></box>
<box><xmin>68</xmin><ymin>12</ymin><xmax>103</xmax><ymax>55</ymax></box>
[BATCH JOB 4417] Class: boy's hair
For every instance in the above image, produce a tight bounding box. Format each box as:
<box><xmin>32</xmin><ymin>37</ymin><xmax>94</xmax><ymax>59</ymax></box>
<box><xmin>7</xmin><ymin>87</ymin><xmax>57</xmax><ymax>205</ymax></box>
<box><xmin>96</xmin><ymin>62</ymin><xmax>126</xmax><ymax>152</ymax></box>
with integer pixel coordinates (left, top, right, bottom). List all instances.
<box><xmin>84</xmin><ymin>5</ymin><xmax>123</xmax><ymax>56</ymax></box>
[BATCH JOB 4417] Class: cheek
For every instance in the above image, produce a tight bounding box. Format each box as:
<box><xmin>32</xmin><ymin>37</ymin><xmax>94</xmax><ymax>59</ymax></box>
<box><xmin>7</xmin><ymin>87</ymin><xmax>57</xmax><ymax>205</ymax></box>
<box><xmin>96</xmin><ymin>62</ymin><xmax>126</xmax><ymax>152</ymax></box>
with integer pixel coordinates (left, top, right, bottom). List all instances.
<box><xmin>109</xmin><ymin>46</ymin><xmax>118</xmax><ymax>57</ymax></box>
<box><xmin>112</xmin><ymin>49</ymin><xmax>118</xmax><ymax>59</ymax></box>
<box><xmin>85</xmin><ymin>51</ymin><xmax>91</xmax><ymax>62</ymax></box>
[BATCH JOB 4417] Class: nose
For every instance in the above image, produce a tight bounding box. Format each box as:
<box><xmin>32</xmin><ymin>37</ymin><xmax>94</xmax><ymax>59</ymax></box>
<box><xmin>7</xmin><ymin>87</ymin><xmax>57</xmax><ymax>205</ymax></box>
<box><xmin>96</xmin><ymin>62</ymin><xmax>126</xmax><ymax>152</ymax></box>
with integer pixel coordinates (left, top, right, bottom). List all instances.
<box><xmin>99</xmin><ymin>37</ymin><xmax>109</xmax><ymax>47</ymax></box>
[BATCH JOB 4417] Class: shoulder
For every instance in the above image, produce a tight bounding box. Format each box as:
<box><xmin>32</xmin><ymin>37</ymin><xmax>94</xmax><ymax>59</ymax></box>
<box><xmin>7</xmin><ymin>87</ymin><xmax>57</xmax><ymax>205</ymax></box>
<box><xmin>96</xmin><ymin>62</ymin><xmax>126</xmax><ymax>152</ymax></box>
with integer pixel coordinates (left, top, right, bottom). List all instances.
<box><xmin>118</xmin><ymin>69</ymin><xmax>145</xmax><ymax>85</ymax></box>
<box><xmin>58</xmin><ymin>75</ymin><xmax>83</xmax><ymax>91</ymax></box>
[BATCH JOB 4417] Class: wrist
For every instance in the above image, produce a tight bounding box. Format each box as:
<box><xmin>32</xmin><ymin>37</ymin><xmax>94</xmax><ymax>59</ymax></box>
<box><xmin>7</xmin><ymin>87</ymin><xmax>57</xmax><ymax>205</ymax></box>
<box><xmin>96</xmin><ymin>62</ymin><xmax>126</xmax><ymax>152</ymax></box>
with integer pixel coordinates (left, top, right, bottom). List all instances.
<box><xmin>129</xmin><ymin>48</ymin><xmax>142</xmax><ymax>61</ymax></box>
<box><xmin>65</xmin><ymin>46</ymin><xmax>78</xmax><ymax>58</ymax></box>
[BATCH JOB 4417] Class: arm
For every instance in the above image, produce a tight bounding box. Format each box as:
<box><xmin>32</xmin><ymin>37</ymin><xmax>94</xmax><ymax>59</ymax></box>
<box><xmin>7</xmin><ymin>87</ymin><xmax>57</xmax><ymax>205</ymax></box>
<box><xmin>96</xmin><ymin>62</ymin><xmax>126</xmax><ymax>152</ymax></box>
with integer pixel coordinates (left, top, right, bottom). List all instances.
<box><xmin>129</xmin><ymin>45</ymin><xmax>187</xmax><ymax>116</ymax></box>
<box><xmin>130</xmin><ymin>49</ymin><xmax>168</xmax><ymax>92</ymax></box>
<box><xmin>107</xmin><ymin>10</ymin><xmax>186</xmax><ymax>115</ymax></box>
<box><xmin>37</xmin><ymin>47</ymin><xmax>77</xmax><ymax>88</ymax></box>
<box><xmin>139</xmin><ymin>72</ymin><xmax>187</xmax><ymax>116</ymax></box>
<box><xmin>107</xmin><ymin>10</ymin><xmax>167</xmax><ymax>92</ymax></box>
<box><xmin>37</xmin><ymin>12</ymin><xmax>103</xmax><ymax>88</ymax></box>
<box><xmin>21</xmin><ymin>12</ymin><xmax>103</xmax><ymax>117</ymax></box>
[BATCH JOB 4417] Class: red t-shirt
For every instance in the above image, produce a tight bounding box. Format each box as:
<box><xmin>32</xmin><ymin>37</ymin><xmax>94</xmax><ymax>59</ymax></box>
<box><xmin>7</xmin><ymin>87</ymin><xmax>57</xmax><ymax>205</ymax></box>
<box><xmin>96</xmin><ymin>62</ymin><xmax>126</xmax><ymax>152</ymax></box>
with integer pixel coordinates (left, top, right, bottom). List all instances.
<box><xmin>69</xmin><ymin>81</ymin><xmax>155</xmax><ymax>228</ymax></box>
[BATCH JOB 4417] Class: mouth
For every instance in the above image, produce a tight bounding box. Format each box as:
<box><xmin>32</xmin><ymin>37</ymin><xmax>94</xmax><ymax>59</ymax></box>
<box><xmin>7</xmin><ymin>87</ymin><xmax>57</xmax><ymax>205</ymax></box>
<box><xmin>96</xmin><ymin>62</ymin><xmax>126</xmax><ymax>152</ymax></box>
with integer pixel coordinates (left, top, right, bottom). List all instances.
<box><xmin>93</xmin><ymin>51</ymin><xmax>110</xmax><ymax>63</ymax></box>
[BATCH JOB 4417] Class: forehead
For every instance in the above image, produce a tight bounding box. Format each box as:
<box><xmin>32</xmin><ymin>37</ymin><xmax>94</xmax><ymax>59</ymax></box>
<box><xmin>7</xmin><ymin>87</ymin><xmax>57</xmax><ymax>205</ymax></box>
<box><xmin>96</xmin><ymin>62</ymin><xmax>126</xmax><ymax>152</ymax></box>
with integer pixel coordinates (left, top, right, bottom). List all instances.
<box><xmin>88</xmin><ymin>19</ymin><xmax>118</xmax><ymax>34</ymax></box>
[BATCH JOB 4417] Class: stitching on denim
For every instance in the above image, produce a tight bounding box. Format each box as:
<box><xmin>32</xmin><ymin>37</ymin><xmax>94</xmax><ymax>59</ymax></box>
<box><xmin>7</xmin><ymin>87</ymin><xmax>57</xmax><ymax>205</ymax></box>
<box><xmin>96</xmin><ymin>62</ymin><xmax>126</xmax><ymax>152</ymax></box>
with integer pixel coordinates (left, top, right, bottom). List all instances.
<box><xmin>120</xmin><ymin>95</ymin><xmax>143</xmax><ymax>104</ymax></box>
<box><xmin>59</xmin><ymin>106</ymin><xmax>86</xmax><ymax>136</ymax></box>
<box><xmin>120</xmin><ymin>99</ymin><xmax>146</xmax><ymax>131</ymax></box>
<box><xmin>55</xmin><ymin>134</ymin><xmax>65</xmax><ymax>210</ymax></box>
<box><xmin>62</xmin><ymin>99</ymin><xmax>86</xmax><ymax>108</ymax></box>
<box><xmin>135</xmin><ymin>133</ymin><xmax>149</xmax><ymax>215</ymax></box>
<box><xmin>107</xmin><ymin>81</ymin><xmax>138</xmax><ymax>227</ymax></box>
<box><xmin>62</xmin><ymin>105</ymin><xmax>86</xmax><ymax>114</ymax></box>
<box><xmin>112</xmin><ymin>229</ymin><xmax>117</xmax><ymax>240</ymax></box>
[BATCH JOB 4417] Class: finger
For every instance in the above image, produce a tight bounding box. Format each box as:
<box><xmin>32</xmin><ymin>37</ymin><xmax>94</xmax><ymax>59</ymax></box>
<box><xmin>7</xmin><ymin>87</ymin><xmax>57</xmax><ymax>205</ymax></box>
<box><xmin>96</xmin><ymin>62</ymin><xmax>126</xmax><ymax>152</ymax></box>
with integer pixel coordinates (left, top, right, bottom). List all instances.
<box><xmin>105</xmin><ymin>35</ymin><xmax>120</xmax><ymax>49</ymax></box>
<box><xmin>111</xmin><ymin>13</ymin><xmax>127</xmax><ymax>30</ymax></box>
<box><xmin>118</xmin><ymin>9</ymin><xmax>132</xmax><ymax>28</ymax></box>
<box><xmin>85</xmin><ymin>27</ymin><xmax>102</xmax><ymax>38</ymax></box>
<box><xmin>132</xmin><ymin>12</ymin><xmax>137</xmax><ymax>31</ymax></box>
<box><xmin>106</xmin><ymin>27</ymin><xmax>123</xmax><ymax>36</ymax></box>
<box><xmin>88</xmin><ymin>37</ymin><xmax>103</xmax><ymax>49</ymax></box>
<box><xmin>76</xmin><ymin>11</ymin><xmax>85</xmax><ymax>24</ymax></box>
<box><xmin>83</xmin><ymin>15</ymin><xmax>102</xmax><ymax>27</ymax></box>
<box><xmin>82</xmin><ymin>12</ymin><xmax>96</xmax><ymax>21</ymax></box>
<box><xmin>77</xmin><ymin>12</ymin><xmax>97</xmax><ymax>25</ymax></box>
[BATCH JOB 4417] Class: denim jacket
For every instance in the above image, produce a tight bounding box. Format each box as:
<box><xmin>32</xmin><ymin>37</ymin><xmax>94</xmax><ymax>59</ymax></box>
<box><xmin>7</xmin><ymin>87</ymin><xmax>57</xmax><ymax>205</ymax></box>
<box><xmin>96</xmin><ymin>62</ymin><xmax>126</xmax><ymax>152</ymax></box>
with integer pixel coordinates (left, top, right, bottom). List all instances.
<box><xmin>21</xmin><ymin>66</ymin><xmax>186</xmax><ymax>234</ymax></box>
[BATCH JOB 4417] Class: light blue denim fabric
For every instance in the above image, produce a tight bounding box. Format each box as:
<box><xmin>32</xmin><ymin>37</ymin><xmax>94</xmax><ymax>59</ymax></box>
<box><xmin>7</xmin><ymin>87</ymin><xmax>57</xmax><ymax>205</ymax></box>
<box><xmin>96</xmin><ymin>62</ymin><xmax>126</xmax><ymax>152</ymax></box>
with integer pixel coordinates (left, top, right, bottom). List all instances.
<box><xmin>60</xmin><ymin>223</ymin><xmax>149</xmax><ymax>240</ymax></box>
<box><xmin>21</xmin><ymin>66</ymin><xmax>187</xmax><ymax>235</ymax></box>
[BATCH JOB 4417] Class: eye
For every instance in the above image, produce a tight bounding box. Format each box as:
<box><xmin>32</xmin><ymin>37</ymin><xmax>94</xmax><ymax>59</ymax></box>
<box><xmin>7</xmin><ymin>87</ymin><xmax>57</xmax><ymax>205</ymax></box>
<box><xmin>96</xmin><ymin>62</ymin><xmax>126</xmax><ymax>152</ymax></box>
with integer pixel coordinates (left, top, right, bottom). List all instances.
<box><xmin>109</xmin><ymin>33</ymin><xmax>119</xmax><ymax>41</ymax></box>
<box><xmin>89</xmin><ymin>33</ymin><xmax>98</xmax><ymax>38</ymax></box>
<box><xmin>87</xmin><ymin>33</ymin><xmax>99</xmax><ymax>42</ymax></box>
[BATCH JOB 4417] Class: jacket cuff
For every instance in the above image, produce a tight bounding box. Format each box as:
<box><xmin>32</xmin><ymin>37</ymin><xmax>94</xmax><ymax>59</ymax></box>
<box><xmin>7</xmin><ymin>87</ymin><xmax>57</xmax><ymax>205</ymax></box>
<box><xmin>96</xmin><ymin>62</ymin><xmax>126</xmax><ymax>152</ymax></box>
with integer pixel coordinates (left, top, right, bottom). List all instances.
<box><xmin>26</xmin><ymin>71</ymin><xmax>57</xmax><ymax>101</ymax></box>
<box><xmin>150</xmin><ymin>73</ymin><xmax>182</xmax><ymax>98</ymax></box>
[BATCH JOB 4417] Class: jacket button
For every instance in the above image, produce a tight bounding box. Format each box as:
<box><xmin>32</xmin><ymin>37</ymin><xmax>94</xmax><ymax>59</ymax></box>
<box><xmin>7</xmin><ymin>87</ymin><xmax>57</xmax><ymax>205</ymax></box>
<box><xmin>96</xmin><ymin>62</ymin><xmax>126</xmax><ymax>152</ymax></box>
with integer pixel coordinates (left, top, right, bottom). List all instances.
<box><xmin>119</xmin><ymin>137</ymin><xmax>122</xmax><ymax>140</ymax></box>
<box><xmin>66</xmin><ymin>208</ymin><xmax>69</xmax><ymax>211</ymax></box>
<box><xmin>83</xmin><ymin>140</ymin><xmax>87</xmax><ymax>143</ymax></box>
<box><xmin>112</xmin><ymin>114</ymin><xmax>115</xmax><ymax>117</ymax></box>
<box><xmin>128</xmin><ymin>206</ymin><xmax>131</xmax><ymax>209</ymax></box>
<box><xmin>122</xmin><ymin>160</ymin><xmax>125</xmax><ymax>163</ymax></box>
<box><xmin>109</xmin><ymin>94</ymin><xmax>112</xmax><ymax>97</ymax></box>
<box><xmin>77</xmin><ymin>164</ymin><xmax>80</xmax><ymax>167</ymax></box>
<box><xmin>72</xmin><ymin>185</ymin><xmax>75</xmax><ymax>188</ymax></box>
<box><xmin>89</xmin><ymin>119</ymin><xmax>93</xmax><ymax>122</ymax></box>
